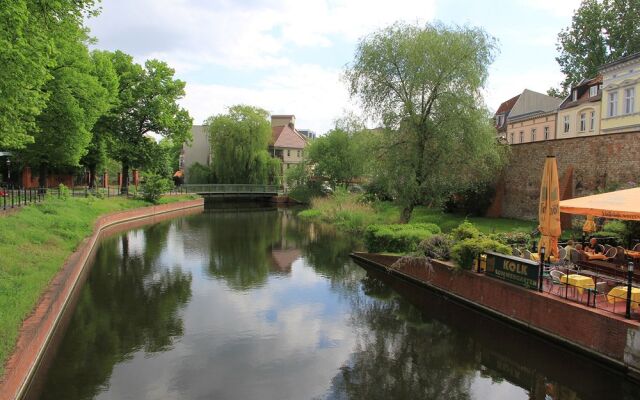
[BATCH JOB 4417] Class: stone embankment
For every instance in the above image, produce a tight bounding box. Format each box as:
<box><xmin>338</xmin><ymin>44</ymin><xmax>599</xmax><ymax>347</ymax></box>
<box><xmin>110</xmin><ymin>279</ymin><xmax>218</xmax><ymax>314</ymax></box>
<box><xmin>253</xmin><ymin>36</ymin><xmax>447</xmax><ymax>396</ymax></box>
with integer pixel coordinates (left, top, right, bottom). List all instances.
<box><xmin>351</xmin><ymin>252</ymin><xmax>640</xmax><ymax>381</ymax></box>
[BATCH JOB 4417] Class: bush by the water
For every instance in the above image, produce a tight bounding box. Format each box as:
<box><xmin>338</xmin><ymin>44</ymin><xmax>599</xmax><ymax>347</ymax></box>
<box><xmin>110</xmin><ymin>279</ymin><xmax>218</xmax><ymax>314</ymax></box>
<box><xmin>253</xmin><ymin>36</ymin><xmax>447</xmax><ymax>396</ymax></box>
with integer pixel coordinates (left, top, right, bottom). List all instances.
<box><xmin>141</xmin><ymin>173</ymin><xmax>173</xmax><ymax>203</ymax></box>
<box><xmin>451</xmin><ymin>237</ymin><xmax>511</xmax><ymax>270</ymax></box>
<box><xmin>364</xmin><ymin>223</ymin><xmax>441</xmax><ymax>253</ymax></box>
<box><xmin>417</xmin><ymin>234</ymin><xmax>453</xmax><ymax>260</ymax></box>
<box><xmin>450</xmin><ymin>221</ymin><xmax>481</xmax><ymax>241</ymax></box>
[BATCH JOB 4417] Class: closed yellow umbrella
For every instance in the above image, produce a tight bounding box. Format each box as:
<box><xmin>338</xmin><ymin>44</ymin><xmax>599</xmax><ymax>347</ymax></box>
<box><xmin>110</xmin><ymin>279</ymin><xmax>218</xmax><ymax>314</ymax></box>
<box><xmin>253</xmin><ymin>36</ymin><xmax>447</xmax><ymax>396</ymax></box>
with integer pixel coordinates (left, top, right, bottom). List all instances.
<box><xmin>582</xmin><ymin>215</ymin><xmax>596</xmax><ymax>233</ymax></box>
<box><xmin>538</xmin><ymin>156</ymin><xmax>561</xmax><ymax>260</ymax></box>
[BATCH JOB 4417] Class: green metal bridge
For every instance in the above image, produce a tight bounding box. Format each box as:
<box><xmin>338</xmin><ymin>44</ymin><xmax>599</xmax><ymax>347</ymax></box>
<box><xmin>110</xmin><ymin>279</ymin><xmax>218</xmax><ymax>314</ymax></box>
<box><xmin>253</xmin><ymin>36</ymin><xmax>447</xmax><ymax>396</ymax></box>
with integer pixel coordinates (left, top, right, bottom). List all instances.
<box><xmin>182</xmin><ymin>184</ymin><xmax>280</xmax><ymax>197</ymax></box>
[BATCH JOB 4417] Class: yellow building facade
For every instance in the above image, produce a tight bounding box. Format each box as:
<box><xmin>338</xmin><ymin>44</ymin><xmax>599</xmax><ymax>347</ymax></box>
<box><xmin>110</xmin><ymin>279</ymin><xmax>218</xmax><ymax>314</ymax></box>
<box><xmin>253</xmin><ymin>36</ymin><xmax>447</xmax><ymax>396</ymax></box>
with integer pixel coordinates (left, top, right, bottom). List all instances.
<box><xmin>506</xmin><ymin>111</ymin><xmax>557</xmax><ymax>145</ymax></box>
<box><xmin>600</xmin><ymin>52</ymin><xmax>640</xmax><ymax>134</ymax></box>
<box><xmin>556</xmin><ymin>76</ymin><xmax>602</xmax><ymax>139</ymax></box>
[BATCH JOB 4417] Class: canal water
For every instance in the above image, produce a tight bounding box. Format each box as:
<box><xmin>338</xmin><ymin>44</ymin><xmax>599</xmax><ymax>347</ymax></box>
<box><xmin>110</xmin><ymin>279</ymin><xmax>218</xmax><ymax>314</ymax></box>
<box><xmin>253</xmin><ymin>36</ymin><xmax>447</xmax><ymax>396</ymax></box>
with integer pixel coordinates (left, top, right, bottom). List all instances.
<box><xmin>31</xmin><ymin>206</ymin><xmax>640</xmax><ymax>399</ymax></box>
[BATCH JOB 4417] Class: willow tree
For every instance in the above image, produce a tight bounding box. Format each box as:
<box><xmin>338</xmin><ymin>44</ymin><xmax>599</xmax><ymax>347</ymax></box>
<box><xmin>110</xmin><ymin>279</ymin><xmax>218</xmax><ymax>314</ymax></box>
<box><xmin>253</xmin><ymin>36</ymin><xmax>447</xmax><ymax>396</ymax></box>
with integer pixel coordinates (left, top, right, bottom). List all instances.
<box><xmin>346</xmin><ymin>22</ymin><xmax>506</xmax><ymax>222</ymax></box>
<box><xmin>206</xmin><ymin>105</ymin><xmax>281</xmax><ymax>184</ymax></box>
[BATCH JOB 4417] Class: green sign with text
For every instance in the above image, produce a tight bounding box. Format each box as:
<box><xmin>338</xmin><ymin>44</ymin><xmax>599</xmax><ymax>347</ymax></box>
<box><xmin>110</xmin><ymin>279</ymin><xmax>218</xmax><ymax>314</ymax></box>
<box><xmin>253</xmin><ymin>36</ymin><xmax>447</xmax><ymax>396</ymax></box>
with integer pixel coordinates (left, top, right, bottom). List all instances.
<box><xmin>484</xmin><ymin>251</ymin><xmax>539</xmax><ymax>290</ymax></box>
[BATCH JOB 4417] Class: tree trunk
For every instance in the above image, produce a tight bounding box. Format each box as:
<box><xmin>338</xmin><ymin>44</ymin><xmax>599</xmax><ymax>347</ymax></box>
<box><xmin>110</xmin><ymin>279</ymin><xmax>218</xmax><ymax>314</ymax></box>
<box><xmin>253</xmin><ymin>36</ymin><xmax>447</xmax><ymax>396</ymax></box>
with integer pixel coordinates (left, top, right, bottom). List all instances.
<box><xmin>88</xmin><ymin>164</ymin><xmax>97</xmax><ymax>188</ymax></box>
<box><xmin>121</xmin><ymin>163</ymin><xmax>129</xmax><ymax>194</ymax></box>
<box><xmin>38</xmin><ymin>162</ymin><xmax>48</xmax><ymax>190</ymax></box>
<box><xmin>400</xmin><ymin>203</ymin><xmax>414</xmax><ymax>223</ymax></box>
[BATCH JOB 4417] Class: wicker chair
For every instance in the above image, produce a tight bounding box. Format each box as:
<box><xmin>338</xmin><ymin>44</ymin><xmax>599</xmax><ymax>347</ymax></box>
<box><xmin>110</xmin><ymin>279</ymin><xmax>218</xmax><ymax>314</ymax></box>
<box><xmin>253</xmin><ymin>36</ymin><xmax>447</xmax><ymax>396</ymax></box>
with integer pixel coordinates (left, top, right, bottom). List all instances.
<box><xmin>512</xmin><ymin>247</ymin><xmax>522</xmax><ymax>257</ymax></box>
<box><xmin>634</xmin><ymin>243</ymin><xmax>640</xmax><ymax>251</ymax></box>
<box><xmin>604</xmin><ymin>247</ymin><xmax>617</xmax><ymax>261</ymax></box>
<box><xmin>523</xmin><ymin>249</ymin><xmax>533</xmax><ymax>260</ymax></box>
<box><xmin>549</xmin><ymin>270</ymin><xmax>566</xmax><ymax>295</ymax></box>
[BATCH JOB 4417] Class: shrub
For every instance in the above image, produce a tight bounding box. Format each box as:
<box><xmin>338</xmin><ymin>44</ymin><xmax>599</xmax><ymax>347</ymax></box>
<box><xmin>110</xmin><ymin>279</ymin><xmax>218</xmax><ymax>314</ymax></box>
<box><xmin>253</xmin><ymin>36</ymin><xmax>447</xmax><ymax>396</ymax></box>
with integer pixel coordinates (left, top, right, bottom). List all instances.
<box><xmin>590</xmin><ymin>230</ymin><xmax>623</xmax><ymax>246</ymax></box>
<box><xmin>418</xmin><ymin>234</ymin><xmax>453</xmax><ymax>260</ymax></box>
<box><xmin>364</xmin><ymin>223</ymin><xmax>441</xmax><ymax>253</ymax></box>
<box><xmin>58</xmin><ymin>183</ymin><xmax>70</xmax><ymax>200</ymax></box>
<box><xmin>451</xmin><ymin>237</ymin><xmax>512</xmax><ymax>270</ymax></box>
<box><xmin>450</xmin><ymin>221</ymin><xmax>481</xmax><ymax>241</ymax></box>
<box><xmin>140</xmin><ymin>173</ymin><xmax>173</xmax><ymax>204</ymax></box>
<box><xmin>187</xmin><ymin>162</ymin><xmax>214</xmax><ymax>184</ymax></box>
<box><xmin>298</xmin><ymin>209</ymin><xmax>321</xmax><ymax>219</ymax></box>
<box><xmin>491</xmin><ymin>231</ymin><xmax>532</xmax><ymax>247</ymax></box>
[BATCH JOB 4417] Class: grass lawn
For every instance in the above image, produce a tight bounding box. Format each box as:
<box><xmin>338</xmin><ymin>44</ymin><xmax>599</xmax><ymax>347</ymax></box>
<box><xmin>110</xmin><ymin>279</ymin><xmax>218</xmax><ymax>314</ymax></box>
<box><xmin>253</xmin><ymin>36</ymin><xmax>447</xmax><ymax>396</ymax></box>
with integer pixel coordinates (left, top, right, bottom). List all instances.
<box><xmin>0</xmin><ymin>194</ymin><xmax>198</xmax><ymax>374</ymax></box>
<box><xmin>410</xmin><ymin>207</ymin><xmax>536</xmax><ymax>234</ymax></box>
<box><xmin>299</xmin><ymin>193</ymin><xmax>535</xmax><ymax>235</ymax></box>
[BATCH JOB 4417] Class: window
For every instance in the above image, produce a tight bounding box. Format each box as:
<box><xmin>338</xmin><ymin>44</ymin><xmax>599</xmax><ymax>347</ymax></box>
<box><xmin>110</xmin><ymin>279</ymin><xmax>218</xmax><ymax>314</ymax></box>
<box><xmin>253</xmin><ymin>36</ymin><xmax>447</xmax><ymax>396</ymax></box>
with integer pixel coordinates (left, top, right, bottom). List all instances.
<box><xmin>579</xmin><ymin>112</ymin><xmax>586</xmax><ymax>132</ymax></box>
<box><xmin>544</xmin><ymin>126</ymin><xmax>549</xmax><ymax>140</ymax></box>
<box><xmin>287</xmin><ymin>149</ymin><xmax>290</xmax><ymax>157</ymax></box>
<box><xmin>589</xmin><ymin>86</ymin><xmax>598</xmax><ymax>97</ymax></box>
<box><xmin>624</xmin><ymin>87</ymin><xmax>635</xmax><ymax>114</ymax></box>
<box><xmin>563</xmin><ymin>115</ymin><xmax>570</xmax><ymax>133</ymax></box>
<box><xmin>590</xmin><ymin>111</ymin><xmax>595</xmax><ymax>131</ymax></box>
<box><xmin>297</xmin><ymin>150</ymin><xmax>300</xmax><ymax>157</ymax></box>
<box><xmin>510</xmin><ymin>132</ymin><xmax>514</xmax><ymax>144</ymax></box>
<box><xmin>531</xmin><ymin>128</ymin><xmax>536</xmax><ymax>142</ymax></box>
<box><xmin>608</xmin><ymin>91</ymin><xmax>618</xmax><ymax>117</ymax></box>
<box><xmin>519</xmin><ymin>131</ymin><xmax>524</xmax><ymax>143</ymax></box>
<box><xmin>572</xmin><ymin>90</ymin><xmax>578</xmax><ymax>101</ymax></box>
<box><xmin>496</xmin><ymin>114</ymin><xmax>504</xmax><ymax>126</ymax></box>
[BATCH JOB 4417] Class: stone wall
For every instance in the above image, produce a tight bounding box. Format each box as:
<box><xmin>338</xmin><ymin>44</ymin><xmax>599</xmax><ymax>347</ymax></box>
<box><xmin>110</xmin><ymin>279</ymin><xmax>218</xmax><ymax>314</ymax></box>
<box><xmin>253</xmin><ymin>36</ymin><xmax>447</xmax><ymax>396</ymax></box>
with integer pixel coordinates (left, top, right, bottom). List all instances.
<box><xmin>498</xmin><ymin>131</ymin><xmax>640</xmax><ymax>220</ymax></box>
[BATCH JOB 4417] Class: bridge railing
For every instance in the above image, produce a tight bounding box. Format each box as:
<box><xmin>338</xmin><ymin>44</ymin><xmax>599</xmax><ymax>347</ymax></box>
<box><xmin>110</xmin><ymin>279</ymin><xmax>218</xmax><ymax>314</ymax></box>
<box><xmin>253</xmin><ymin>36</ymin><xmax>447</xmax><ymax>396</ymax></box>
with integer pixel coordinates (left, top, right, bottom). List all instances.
<box><xmin>181</xmin><ymin>184</ymin><xmax>279</xmax><ymax>194</ymax></box>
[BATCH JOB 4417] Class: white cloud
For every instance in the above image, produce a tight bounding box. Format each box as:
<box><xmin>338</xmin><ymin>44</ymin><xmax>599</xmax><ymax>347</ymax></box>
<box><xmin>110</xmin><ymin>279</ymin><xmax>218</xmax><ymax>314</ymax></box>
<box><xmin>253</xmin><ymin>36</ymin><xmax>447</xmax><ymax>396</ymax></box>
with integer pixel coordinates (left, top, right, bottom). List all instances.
<box><xmin>180</xmin><ymin>63</ymin><xmax>354</xmax><ymax>134</ymax></box>
<box><xmin>484</xmin><ymin>68</ymin><xmax>565</xmax><ymax>112</ymax></box>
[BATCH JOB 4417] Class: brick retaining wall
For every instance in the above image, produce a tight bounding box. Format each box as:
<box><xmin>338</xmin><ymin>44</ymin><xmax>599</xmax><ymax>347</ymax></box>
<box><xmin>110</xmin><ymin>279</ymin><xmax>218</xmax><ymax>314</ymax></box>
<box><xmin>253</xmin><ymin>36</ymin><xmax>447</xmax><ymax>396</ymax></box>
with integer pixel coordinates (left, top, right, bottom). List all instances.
<box><xmin>0</xmin><ymin>198</ymin><xmax>204</xmax><ymax>400</ymax></box>
<box><xmin>497</xmin><ymin>131</ymin><xmax>640</xmax><ymax>220</ymax></box>
<box><xmin>351</xmin><ymin>252</ymin><xmax>640</xmax><ymax>379</ymax></box>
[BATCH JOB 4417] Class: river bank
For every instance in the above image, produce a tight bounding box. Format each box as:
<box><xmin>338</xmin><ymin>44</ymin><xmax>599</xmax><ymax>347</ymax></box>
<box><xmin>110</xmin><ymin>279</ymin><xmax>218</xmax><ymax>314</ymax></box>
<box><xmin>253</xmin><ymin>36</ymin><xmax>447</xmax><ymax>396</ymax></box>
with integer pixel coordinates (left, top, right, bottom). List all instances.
<box><xmin>351</xmin><ymin>252</ymin><xmax>640</xmax><ymax>381</ymax></box>
<box><xmin>297</xmin><ymin>192</ymin><xmax>535</xmax><ymax>235</ymax></box>
<box><xmin>0</xmin><ymin>194</ymin><xmax>200</xmax><ymax>399</ymax></box>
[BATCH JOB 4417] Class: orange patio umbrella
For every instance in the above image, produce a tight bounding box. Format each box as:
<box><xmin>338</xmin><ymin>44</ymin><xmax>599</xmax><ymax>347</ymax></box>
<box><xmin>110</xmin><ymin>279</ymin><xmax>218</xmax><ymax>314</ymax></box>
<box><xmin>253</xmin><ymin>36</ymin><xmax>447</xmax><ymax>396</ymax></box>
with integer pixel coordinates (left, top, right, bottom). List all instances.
<box><xmin>538</xmin><ymin>156</ymin><xmax>561</xmax><ymax>259</ymax></box>
<box><xmin>582</xmin><ymin>214</ymin><xmax>596</xmax><ymax>233</ymax></box>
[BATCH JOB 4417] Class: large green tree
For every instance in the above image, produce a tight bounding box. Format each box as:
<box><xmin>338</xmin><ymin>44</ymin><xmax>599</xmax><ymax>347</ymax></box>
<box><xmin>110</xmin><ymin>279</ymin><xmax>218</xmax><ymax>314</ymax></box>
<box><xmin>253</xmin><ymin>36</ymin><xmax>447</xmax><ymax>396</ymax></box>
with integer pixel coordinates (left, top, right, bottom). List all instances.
<box><xmin>81</xmin><ymin>50</ymin><xmax>119</xmax><ymax>188</ymax></box>
<box><xmin>554</xmin><ymin>0</ymin><xmax>640</xmax><ymax>95</ymax></box>
<box><xmin>304</xmin><ymin>118</ymin><xmax>371</xmax><ymax>187</ymax></box>
<box><xmin>0</xmin><ymin>0</ymin><xmax>98</xmax><ymax>149</ymax></box>
<box><xmin>22</xmin><ymin>19</ymin><xmax>113</xmax><ymax>187</ymax></box>
<box><xmin>346</xmin><ymin>22</ymin><xmax>506</xmax><ymax>222</ymax></box>
<box><xmin>206</xmin><ymin>105</ymin><xmax>281</xmax><ymax>184</ymax></box>
<box><xmin>102</xmin><ymin>51</ymin><xmax>192</xmax><ymax>192</ymax></box>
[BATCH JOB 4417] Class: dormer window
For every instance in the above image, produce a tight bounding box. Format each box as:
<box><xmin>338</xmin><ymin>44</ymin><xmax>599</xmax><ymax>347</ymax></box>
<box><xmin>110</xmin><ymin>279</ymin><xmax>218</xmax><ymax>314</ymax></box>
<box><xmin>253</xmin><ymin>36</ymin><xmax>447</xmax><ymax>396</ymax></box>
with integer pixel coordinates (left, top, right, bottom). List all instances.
<box><xmin>572</xmin><ymin>90</ymin><xmax>578</xmax><ymax>101</ymax></box>
<box><xmin>589</xmin><ymin>86</ymin><xmax>597</xmax><ymax>97</ymax></box>
<box><xmin>496</xmin><ymin>114</ymin><xmax>504</xmax><ymax>126</ymax></box>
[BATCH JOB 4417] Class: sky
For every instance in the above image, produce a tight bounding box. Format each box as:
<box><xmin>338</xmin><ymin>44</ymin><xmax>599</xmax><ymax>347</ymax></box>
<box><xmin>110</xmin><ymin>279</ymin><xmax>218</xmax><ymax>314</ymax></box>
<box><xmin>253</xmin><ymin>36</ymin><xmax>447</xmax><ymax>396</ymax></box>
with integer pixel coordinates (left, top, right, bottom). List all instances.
<box><xmin>86</xmin><ymin>0</ymin><xmax>582</xmax><ymax>134</ymax></box>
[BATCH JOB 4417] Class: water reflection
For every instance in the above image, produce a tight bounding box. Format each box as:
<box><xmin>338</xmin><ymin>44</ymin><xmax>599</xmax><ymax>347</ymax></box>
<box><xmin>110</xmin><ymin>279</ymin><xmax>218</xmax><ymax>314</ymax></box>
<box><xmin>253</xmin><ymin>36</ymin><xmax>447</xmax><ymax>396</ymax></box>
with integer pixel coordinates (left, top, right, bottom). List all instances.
<box><xmin>39</xmin><ymin>220</ymin><xmax>192</xmax><ymax>400</ymax></box>
<box><xmin>32</xmin><ymin>206</ymin><xmax>640</xmax><ymax>400</ymax></box>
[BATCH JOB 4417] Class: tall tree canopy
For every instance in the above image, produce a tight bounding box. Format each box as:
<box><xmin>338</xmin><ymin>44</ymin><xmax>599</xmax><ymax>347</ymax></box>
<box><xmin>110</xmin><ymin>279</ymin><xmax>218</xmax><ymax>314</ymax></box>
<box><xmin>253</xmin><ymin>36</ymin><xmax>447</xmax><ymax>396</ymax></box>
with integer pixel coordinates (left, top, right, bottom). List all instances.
<box><xmin>0</xmin><ymin>0</ymin><xmax>98</xmax><ymax>149</ymax></box>
<box><xmin>206</xmin><ymin>105</ymin><xmax>281</xmax><ymax>184</ymax></box>
<box><xmin>554</xmin><ymin>0</ymin><xmax>640</xmax><ymax>95</ymax></box>
<box><xmin>81</xmin><ymin>50</ymin><xmax>120</xmax><ymax>187</ymax></box>
<box><xmin>102</xmin><ymin>51</ymin><xmax>192</xmax><ymax>191</ymax></box>
<box><xmin>22</xmin><ymin>18</ymin><xmax>114</xmax><ymax>186</ymax></box>
<box><xmin>346</xmin><ymin>22</ymin><xmax>506</xmax><ymax>222</ymax></box>
<box><xmin>304</xmin><ymin>117</ymin><xmax>372</xmax><ymax>187</ymax></box>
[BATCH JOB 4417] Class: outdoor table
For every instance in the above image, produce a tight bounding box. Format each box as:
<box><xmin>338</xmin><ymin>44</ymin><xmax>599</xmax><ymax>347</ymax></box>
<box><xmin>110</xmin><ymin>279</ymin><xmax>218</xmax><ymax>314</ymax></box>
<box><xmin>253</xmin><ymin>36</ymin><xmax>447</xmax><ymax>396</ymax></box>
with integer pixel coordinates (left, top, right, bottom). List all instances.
<box><xmin>560</xmin><ymin>274</ymin><xmax>595</xmax><ymax>295</ymax></box>
<box><xmin>530</xmin><ymin>253</ymin><xmax>558</xmax><ymax>263</ymax></box>
<box><xmin>625</xmin><ymin>250</ymin><xmax>640</xmax><ymax>260</ymax></box>
<box><xmin>607</xmin><ymin>286</ymin><xmax>640</xmax><ymax>308</ymax></box>
<box><xmin>586</xmin><ymin>253</ymin><xmax>608</xmax><ymax>261</ymax></box>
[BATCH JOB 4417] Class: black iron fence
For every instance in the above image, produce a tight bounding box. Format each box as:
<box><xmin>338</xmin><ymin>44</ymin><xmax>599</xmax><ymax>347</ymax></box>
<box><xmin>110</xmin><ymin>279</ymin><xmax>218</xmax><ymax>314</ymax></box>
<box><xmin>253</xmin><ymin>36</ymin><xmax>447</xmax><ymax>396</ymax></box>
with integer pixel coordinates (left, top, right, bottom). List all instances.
<box><xmin>1</xmin><ymin>184</ymin><xmax>191</xmax><ymax>212</ymax></box>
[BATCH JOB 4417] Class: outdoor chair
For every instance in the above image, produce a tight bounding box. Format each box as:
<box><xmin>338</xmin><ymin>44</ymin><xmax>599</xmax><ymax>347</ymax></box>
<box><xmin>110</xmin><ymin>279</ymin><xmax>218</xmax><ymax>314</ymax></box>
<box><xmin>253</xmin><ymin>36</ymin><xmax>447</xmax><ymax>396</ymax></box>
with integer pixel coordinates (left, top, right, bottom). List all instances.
<box><xmin>616</xmin><ymin>246</ymin><xmax>627</xmax><ymax>265</ymax></box>
<box><xmin>634</xmin><ymin>243</ymin><xmax>640</xmax><ymax>251</ymax></box>
<box><xmin>595</xmin><ymin>244</ymin><xmax>605</xmax><ymax>254</ymax></box>
<box><xmin>549</xmin><ymin>270</ymin><xmax>566</xmax><ymax>295</ymax></box>
<box><xmin>604</xmin><ymin>247</ymin><xmax>617</xmax><ymax>261</ymax></box>
<box><xmin>569</xmin><ymin>249</ymin><xmax>584</xmax><ymax>272</ymax></box>
<box><xmin>512</xmin><ymin>247</ymin><xmax>522</xmax><ymax>257</ymax></box>
<box><xmin>594</xmin><ymin>281</ymin><xmax>608</xmax><ymax>304</ymax></box>
<box><xmin>555</xmin><ymin>248</ymin><xmax>567</xmax><ymax>265</ymax></box>
<box><xmin>523</xmin><ymin>249</ymin><xmax>533</xmax><ymax>260</ymax></box>
<box><xmin>604</xmin><ymin>244</ymin><xmax>612</xmax><ymax>252</ymax></box>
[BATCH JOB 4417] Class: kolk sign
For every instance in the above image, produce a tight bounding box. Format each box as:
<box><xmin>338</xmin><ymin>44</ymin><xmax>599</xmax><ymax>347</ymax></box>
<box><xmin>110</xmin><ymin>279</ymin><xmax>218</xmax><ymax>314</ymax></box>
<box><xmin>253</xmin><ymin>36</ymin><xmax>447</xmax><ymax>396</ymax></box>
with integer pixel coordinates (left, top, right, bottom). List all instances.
<box><xmin>484</xmin><ymin>251</ymin><xmax>539</xmax><ymax>290</ymax></box>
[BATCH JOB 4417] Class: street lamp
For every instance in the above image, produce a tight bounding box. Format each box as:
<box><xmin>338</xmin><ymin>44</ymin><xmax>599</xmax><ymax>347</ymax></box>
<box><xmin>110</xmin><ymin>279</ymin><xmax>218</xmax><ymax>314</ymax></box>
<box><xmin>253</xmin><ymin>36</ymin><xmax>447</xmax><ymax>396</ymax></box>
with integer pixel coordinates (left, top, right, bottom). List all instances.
<box><xmin>626</xmin><ymin>261</ymin><xmax>635</xmax><ymax>319</ymax></box>
<box><xmin>6</xmin><ymin>157</ymin><xmax>10</xmax><ymax>183</ymax></box>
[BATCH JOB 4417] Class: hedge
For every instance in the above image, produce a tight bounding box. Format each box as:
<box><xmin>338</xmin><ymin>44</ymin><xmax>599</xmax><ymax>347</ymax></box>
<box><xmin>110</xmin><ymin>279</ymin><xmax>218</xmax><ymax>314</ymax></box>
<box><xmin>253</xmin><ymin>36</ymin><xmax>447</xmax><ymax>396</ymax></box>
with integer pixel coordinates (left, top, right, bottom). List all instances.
<box><xmin>364</xmin><ymin>223</ymin><xmax>441</xmax><ymax>253</ymax></box>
